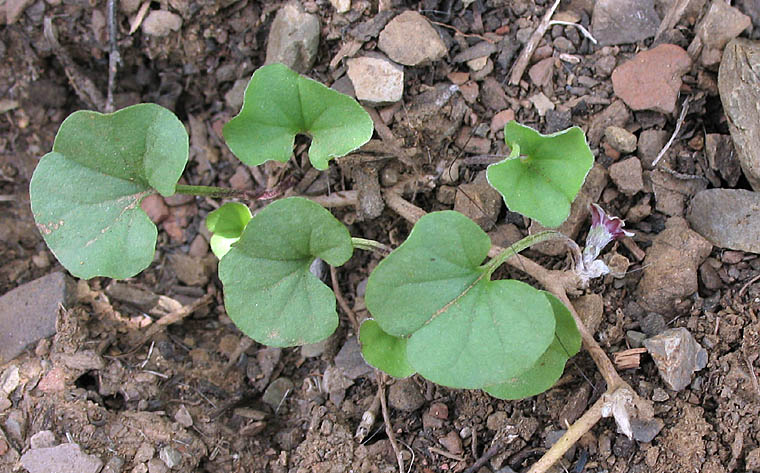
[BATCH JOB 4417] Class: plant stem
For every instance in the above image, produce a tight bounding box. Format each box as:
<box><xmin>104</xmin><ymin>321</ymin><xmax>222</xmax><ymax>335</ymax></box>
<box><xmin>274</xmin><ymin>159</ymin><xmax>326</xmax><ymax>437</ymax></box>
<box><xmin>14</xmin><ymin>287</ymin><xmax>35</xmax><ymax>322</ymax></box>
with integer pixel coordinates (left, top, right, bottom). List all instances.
<box><xmin>351</xmin><ymin>237</ymin><xmax>391</xmax><ymax>255</ymax></box>
<box><xmin>174</xmin><ymin>184</ymin><xmax>246</xmax><ymax>199</ymax></box>
<box><xmin>483</xmin><ymin>230</ymin><xmax>567</xmax><ymax>277</ymax></box>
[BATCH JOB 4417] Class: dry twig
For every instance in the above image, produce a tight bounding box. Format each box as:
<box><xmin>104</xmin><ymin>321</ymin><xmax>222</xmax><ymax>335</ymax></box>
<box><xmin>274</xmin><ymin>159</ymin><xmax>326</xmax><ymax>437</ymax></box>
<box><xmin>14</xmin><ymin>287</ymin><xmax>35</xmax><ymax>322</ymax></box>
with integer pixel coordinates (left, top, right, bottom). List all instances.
<box><xmin>652</xmin><ymin>96</ymin><xmax>691</xmax><ymax>167</ymax></box>
<box><xmin>330</xmin><ymin>265</ymin><xmax>360</xmax><ymax>335</ymax></box>
<box><xmin>105</xmin><ymin>0</ymin><xmax>121</xmax><ymax>113</ymax></box>
<box><xmin>509</xmin><ymin>0</ymin><xmax>561</xmax><ymax>85</ymax></box>
<box><xmin>377</xmin><ymin>372</ymin><xmax>405</xmax><ymax>473</ymax></box>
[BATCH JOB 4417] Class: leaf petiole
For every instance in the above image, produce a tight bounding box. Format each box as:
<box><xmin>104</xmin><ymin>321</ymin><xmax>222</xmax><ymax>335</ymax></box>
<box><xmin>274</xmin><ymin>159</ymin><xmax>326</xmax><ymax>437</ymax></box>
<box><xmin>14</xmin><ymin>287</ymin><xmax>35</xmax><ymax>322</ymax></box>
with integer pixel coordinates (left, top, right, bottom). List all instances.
<box><xmin>174</xmin><ymin>184</ymin><xmax>245</xmax><ymax>199</ymax></box>
<box><xmin>482</xmin><ymin>230</ymin><xmax>568</xmax><ymax>278</ymax></box>
<box><xmin>351</xmin><ymin>237</ymin><xmax>391</xmax><ymax>255</ymax></box>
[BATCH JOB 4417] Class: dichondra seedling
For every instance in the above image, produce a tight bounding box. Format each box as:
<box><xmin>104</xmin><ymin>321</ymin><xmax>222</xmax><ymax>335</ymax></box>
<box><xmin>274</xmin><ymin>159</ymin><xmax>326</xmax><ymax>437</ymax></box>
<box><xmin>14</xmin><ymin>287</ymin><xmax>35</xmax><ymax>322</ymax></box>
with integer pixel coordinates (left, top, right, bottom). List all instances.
<box><xmin>31</xmin><ymin>63</ymin><xmax>615</xmax><ymax>402</ymax></box>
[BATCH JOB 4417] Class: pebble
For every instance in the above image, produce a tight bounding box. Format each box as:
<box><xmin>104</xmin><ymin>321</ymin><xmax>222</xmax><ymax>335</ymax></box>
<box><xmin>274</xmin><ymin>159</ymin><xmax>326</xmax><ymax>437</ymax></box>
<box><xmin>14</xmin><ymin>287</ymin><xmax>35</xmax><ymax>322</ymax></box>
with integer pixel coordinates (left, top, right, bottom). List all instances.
<box><xmin>591</xmin><ymin>0</ymin><xmax>660</xmax><ymax>46</ymax></box>
<box><xmin>631</xmin><ymin>417</ymin><xmax>664</xmax><ymax>442</ymax></box>
<box><xmin>486</xmin><ymin>411</ymin><xmax>509</xmax><ymax>431</ymax></box>
<box><xmin>224</xmin><ymin>78</ymin><xmax>248</xmax><ymax>112</ymax></box>
<box><xmin>704</xmin><ymin>134</ymin><xmax>741</xmax><ymax>187</ymax></box>
<box><xmin>636</xmin><ymin>217</ymin><xmax>712</xmax><ymax>313</ymax></box>
<box><xmin>651</xmin><ymin>388</ymin><xmax>669</xmax><ymax>402</ymax></box>
<box><xmin>611</xmin><ymin>44</ymin><xmax>692</xmax><ymax>114</ymax></box>
<box><xmin>637</xmin><ymin>129</ymin><xmax>669</xmax><ymax>169</ymax></box>
<box><xmin>174</xmin><ymin>404</ymin><xmax>193</xmax><ymax>428</ymax></box>
<box><xmin>0</xmin><ymin>272</ymin><xmax>74</xmax><ymax>364</ymax></box>
<box><xmin>746</xmin><ymin>447</ymin><xmax>760</xmax><ymax>470</ymax></box>
<box><xmin>529</xmin><ymin>92</ymin><xmax>554</xmax><ymax>116</ymax></box>
<box><xmin>262</xmin><ymin>377</ymin><xmax>295</xmax><ymax>410</ymax></box>
<box><xmin>329</xmin><ymin>0</ymin><xmax>350</xmax><ymax>13</ymax></box>
<box><xmin>626</xmin><ymin>330</ymin><xmax>647</xmax><ymax>348</ymax></box>
<box><xmin>21</xmin><ymin>443</ymin><xmax>103</xmax><ymax>473</ymax></box>
<box><xmin>169</xmin><ymin>254</ymin><xmax>210</xmax><ymax>286</ymax></box>
<box><xmin>687</xmin><ymin>189</ymin><xmax>760</xmax><ymax>253</ymax></box>
<box><xmin>491</xmin><ymin>109</ymin><xmax>515</xmax><ymax>134</ymax></box>
<box><xmin>378</xmin><ymin>11</ymin><xmax>447</xmax><ymax>66</ymax></box>
<box><xmin>159</xmin><ymin>446</ymin><xmax>182</xmax><ymax>469</ymax></box>
<box><xmin>643</xmin><ymin>327</ymin><xmax>708</xmax><ymax>391</ymax></box>
<box><xmin>559</xmin><ymin>384</ymin><xmax>591</xmax><ymax>426</ymax></box>
<box><xmin>300</xmin><ymin>338</ymin><xmax>329</xmax><ymax>358</ymax></box>
<box><xmin>134</xmin><ymin>443</ymin><xmax>155</xmax><ymax>464</ymax></box>
<box><xmin>452</xmin><ymin>41</ymin><xmax>497</xmax><ymax>64</ymax></box>
<box><xmin>458</xmin><ymin>81</ymin><xmax>478</xmax><ymax>103</ymax></box>
<box><xmin>609</xmin><ymin>157</ymin><xmax>643</xmax><ymax>196</ymax></box>
<box><xmin>29</xmin><ymin>430</ymin><xmax>56</xmax><ymax>449</ymax></box>
<box><xmin>265</xmin><ymin>1</ymin><xmax>320</xmax><ymax>73</ymax></box>
<box><xmin>147</xmin><ymin>458</ymin><xmax>169</xmax><ymax>473</ymax></box>
<box><xmin>346</xmin><ymin>56</ymin><xmax>404</xmax><ymax>106</ymax></box>
<box><xmin>334</xmin><ymin>337</ymin><xmax>373</xmax><ymax>379</ymax></box>
<box><xmin>693</xmin><ymin>1</ymin><xmax>750</xmax><ymax>66</ymax></box>
<box><xmin>102</xmin><ymin>456</ymin><xmax>125</xmax><ymax>473</ymax></box>
<box><xmin>588</xmin><ymin>100</ymin><xmax>631</xmax><ymax>146</ymax></box>
<box><xmin>454</xmin><ymin>171</ymin><xmax>502</xmax><ymax>231</ymax></box>
<box><xmin>573</xmin><ymin>293</ymin><xmax>604</xmax><ymax>334</ymax></box>
<box><xmin>140</xmin><ymin>194</ymin><xmax>170</xmax><ymax>223</ymax></box>
<box><xmin>142</xmin><ymin>10</ymin><xmax>182</xmax><ymax>37</ymax></box>
<box><xmin>639</xmin><ymin>313</ymin><xmax>667</xmax><ymax>337</ymax></box>
<box><xmin>439</xmin><ymin>431</ymin><xmax>463</xmax><ymax>455</ymax></box>
<box><xmin>388</xmin><ymin>378</ymin><xmax>424</xmax><ymax>412</ymax></box>
<box><xmin>429</xmin><ymin>402</ymin><xmax>448</xmax><ymax>420</ymax></box>
<box><xmin>528</xmin><ymin>57</ymin><xmax>554</xmax><ymax>88</ymax></box>
<box><xmin>480</xmin><ymin>77</ymin><xmax>509</xmax><ymax>110</ymax></box>
<box><xmin>719</xmin><ymin>39</ymin><xmax>760</xmax><ymax>190</ymax></box>
<box><xmin>604</xmin><ymin>126</ymin><xmax>637</xmax><ymax>154</ymax></box>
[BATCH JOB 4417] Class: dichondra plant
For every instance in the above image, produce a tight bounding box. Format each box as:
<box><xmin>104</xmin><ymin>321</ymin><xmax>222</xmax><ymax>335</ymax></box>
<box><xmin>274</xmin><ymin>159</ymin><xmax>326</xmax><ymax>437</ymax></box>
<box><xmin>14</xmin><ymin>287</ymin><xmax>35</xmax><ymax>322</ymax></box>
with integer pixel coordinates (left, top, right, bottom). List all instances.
<box><xmin>30</xmin><ymin>63</ymin><xmax>618</xmax><ymax>402</ymax></box>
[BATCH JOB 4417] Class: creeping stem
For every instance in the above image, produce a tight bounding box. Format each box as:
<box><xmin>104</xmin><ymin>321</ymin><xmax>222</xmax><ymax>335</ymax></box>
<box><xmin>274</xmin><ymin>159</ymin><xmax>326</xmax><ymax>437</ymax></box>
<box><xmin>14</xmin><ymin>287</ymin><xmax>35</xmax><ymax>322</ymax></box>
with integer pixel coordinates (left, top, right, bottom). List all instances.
<box><xmin>174</xmin><ymin>184</ymin><xmax>246</xmax><ymax>199</ymax></box>
<box><xmin>482</xmin><ymin>230</ymin><xmax>569</xmax><ymax>278</ymax></box>
<box><xmin>351</xmin><ymin>237</ymin><xmax>391</xmax><ymax>255</ymax></box>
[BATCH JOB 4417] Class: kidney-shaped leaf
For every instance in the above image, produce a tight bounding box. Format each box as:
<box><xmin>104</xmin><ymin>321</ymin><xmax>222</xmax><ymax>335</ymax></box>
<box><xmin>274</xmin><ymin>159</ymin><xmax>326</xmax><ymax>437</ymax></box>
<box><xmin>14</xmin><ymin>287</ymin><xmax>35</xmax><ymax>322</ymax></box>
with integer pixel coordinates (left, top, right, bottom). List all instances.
<box><xmin>218</xmin><ymin>197</ymin><xmax>353</xmax><ymax>347</ymax></box>
<box><xmin>487</xmin><ymin>121</ymin><xmax>593</xmax><ymax>228</ymax></box>
<box><xmin>29</xmin><ymin>103</ymin><xmax>189</xmax><ymax>279</ymax></box>
<box><xmin>223</xmin><ymin>63</ymin><xmax>374</xmax><ymax>171</ymax></box>
<box><xmin>206</xmin><ymin>202</ymin><xmax>253</xmax><ymax>259</ymax></box>
<box><xmin>365</xmin><ymin>211</ymin><xmax>556</xmax><ymax>389</ymax></box>
<box><xmin>359</xmin><ymin>319</ymin><xmax>416</xmax><ymax>379</ymax></box>
<box><xmin>484</xmin><ymin>292</ymin><xmax>581</xmax><ymax>400</ymax></box>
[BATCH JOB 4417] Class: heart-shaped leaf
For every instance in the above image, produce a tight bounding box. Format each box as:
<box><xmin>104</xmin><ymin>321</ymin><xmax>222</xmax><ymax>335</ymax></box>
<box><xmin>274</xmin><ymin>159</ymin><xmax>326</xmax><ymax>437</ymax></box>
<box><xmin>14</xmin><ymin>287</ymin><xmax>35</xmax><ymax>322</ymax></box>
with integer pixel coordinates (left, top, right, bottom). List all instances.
<box><xmin>29</xmin><ymin>103</ymin><xmax>189</xmax><ymax>279</ymax></box>
<box><xmin>359</xmin><ymin>319</ymin><xmax>416</xmax><ymax>379</ymax></box>
<box><xmin>487</xmin><ymin>121</ymin><xmax>593</xmax><ymax>228</ymax></box>
<box><xmin>218</xmin><ymin>197</ymin><xmax>353</xmax><ymax>347</ymax></box>
<box><xmin>365</xmin><ymin>211</ymin><xmax>556</xmax><ymax>389</ymax></box>
<box><xmin>206</xmin><ymin>202</ymin><xmax>252</xmax><ymax>258</ymax></box>
<box><xmin>223</xmin><ymin>63</ymin><xmax>374</xmax><ymax>171</ymax></box>
<box><xmin>484</xmin><ymin>292</ymin><xmax>581</xmax><ymax>400</ymax></box>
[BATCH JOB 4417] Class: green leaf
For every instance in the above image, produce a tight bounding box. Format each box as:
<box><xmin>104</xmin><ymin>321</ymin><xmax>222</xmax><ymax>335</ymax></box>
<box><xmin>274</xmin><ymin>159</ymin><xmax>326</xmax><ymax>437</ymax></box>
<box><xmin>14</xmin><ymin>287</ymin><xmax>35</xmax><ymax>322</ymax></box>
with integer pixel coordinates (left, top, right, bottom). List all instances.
<box><xmin>218</xmin><ymin>197</ymin><xmax>353</xmax><ymax>347</ymax></box>
<box><xmin>484</xmin><ymin>292</ymin><xmax>581</xmax><ymax>400</ymax></box>
<box><xmin>486</xmin><ymin>121</ymin><xmax>593</xmax><ymax>228</ymax></box>
<box><xmin>365</xmin><ymin>211</ymin><xmax>556</xmax><ymax>389</ymax></box>
<box><xmin>223</xmin><ymin>63</ymin><xmax>374</xmax><ymax>171</ymax></box>
<box><xmin>359</xmin><ymin>319</ymin><xmax>416</xmax><ymax>379</ymax></box>
<box><xmin>29</xmin><ymin>103</ymin><xmax>189</xmax><ymax>279</ymax></box>
<box><xmin>206</xmin><ymin>202</ymin><xmax>253</xmax><ymax>259</ymax></box>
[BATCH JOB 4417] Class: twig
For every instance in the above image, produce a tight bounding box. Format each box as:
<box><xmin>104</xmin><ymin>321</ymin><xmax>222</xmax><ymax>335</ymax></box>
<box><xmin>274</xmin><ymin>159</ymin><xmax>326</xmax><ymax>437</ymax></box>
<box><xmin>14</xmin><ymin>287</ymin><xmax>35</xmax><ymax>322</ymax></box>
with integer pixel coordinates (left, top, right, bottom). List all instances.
<box><xmin>355</xmin><ymin>389</ymin><xmax>381</xmax><ymax>442</ymax></box>
<box><xmin>429</xmin><ymin>446</ymin><xmax>465</xmax><ymax>462</ymax></box>
<box><xmin>377</xmin><ymin>373</ymin><xmax>405</xmax><ymax>473</ymax></box>
<box><xmin>330</xmin><ymin>265</ymin><xmax>360</xmax><ymax>335</ymax></box>
<box><xmin>463</xmin><ymin>443</ymin><xmax>502</xmax><ymax>473</ymax></box>
<box><xmin>509</xmin><ymin>0</ymin><xmax>561</xmax><ymax>85</ymax></box>
<box><xmin>306</xmin><ymin>190</ymin><xmax>358</xmax><ymax>208</ymax></box>
<box><xmin>548</xmin><ymin>20</ymin><xmax>597</xmax><ymax>44</ymax></box>
<box><xmin>429</xmin><ymin>20</ymin><xmax>495</xmax><ymax>43</ymax></box>
<box><xmin>652</xmin><ymin>96</ymin><xmax>691</xmax><ymax>167</ymax></box>
<box><xmin>739</xmin><ymin>273</ymin><xmax>760</xmax><ymax>298</ymax></box>
<box><xmin>105</xmin><ymin>0</ymin><xmax>121</xmax><ymax>112</ymax></box>
<box><xmin>223</xmin><ymin>337</ymin><xmax>255</xmax><ymax>373</ymax></box>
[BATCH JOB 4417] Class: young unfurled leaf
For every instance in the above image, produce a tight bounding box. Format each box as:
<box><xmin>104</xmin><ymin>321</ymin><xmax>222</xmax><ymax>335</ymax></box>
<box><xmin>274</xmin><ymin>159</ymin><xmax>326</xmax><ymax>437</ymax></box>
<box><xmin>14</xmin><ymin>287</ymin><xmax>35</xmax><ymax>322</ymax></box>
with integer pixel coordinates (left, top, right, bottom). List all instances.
<box><xmin>364</xmin><ymin>211</ymin><xmax>556</xmax><ymax>389</ymax></box>
<box><xmin>359</xmin><ymin>319</ymin><xmax>416</xmax><ymax>379</ymax></box>
<box><xmin>29</xmin><ymin>103</ymin><xmax>188</xmax><ymax>279</ymax></box>
<box><xmin>206</xmin><ymin>202</ymin><xmax>253</xmax><ymax>259</ymax></box>
<box><xmin>484</xmin><ymin>292</ymin><xmax>581</xmax><ymax>400</ymax></box>
<box><xmin>223</xmin><ymin>63</ymin><xmax>374</xmax><ymax>171</ymax></box>
<box><xmin>218</xmin><ymin>197</ymin><xmax>353</xmax><ymax>347</ymax></box>
<box><xmin>487</xmin><ymin>121</ymin><xmax>593</xmax><ymax>228</ymax></box>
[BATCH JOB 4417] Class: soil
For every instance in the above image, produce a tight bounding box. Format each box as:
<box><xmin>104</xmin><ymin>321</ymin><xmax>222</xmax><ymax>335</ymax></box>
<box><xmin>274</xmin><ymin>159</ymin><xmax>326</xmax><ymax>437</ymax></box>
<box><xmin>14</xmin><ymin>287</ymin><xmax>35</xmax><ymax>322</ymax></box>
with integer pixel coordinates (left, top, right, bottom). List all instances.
<box><xmin>1</xmin><ymin>1</ymin><xmax>760</xmax><ymax>473</ymax></box>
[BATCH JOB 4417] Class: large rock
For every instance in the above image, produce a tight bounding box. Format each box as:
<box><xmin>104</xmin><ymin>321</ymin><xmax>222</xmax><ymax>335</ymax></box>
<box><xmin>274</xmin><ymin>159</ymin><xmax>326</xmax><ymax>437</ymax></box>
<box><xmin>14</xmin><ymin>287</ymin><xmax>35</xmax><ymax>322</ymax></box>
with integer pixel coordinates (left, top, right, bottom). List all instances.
<box><xmin>591</xmin><ymin>0</ymin><xmax>660</xmax><ymax>46</ymax></box>
<box><xmin>265</xmin><ymin>2</ymin><xmax>320</xmax><ymax>73</ymax></box>
<box><xmin>0</xmin><ymin>273</ymin><xmax>75</xmax><ymax>364</ymax></box>
<box><xmin>718</xmin><ymin>38</ymin><xmax>760</xmax><ymax>191</ymax></box>
<box><xmin>612</xmin><ymin>44</ymin><xmax>692</xmax><ymax>114</ymax></box>
<box><xmin>378</xmin><ymin>11</ymin><xmax>447</xmax><ymax>66</ymax></box>
<box><xmin>346</xmin><ymin>56</ymin><xmax>403</xmax><ymax>105</ymax></box>
<box><xmin>21</xmin><ymin>443</ymin><xmax>103</xmax><ymax>473</ymax></box>
<box><xmin>686</xmin><ymin>189</ymin><xmax>760</xmax><ymax>253</ymax></box>
<box><xmin>644</xmin><ymin>328</ymin><xmax>708</xmax><ymax>391</ymax></box>
<box><xmin>690</xmin><ymin>0</ymin><xmax>751</xmax><ymax>67</ymax></box>
<box><xmin>636</xmin><ymin>218</ymin><xmax>712</xmax><ymax>313</ymax></box>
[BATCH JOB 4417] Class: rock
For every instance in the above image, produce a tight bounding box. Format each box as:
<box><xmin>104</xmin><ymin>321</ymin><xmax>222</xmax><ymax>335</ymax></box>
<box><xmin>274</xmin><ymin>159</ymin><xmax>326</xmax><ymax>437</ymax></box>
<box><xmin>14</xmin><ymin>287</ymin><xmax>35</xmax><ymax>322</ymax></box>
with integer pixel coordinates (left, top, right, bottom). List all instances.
<box><xmin>626</xmin><ymin>330</ymin><xmax>647</xmax><ymax>348</ymax></box>
<box><xmin>0</xmin><ymin>272</ymin><xmax>75</xmax><ymax>364</ymax></box>
<box><xmin>480</xmin><ymin>77</ymin><xmax>509</xmax><ymax>111</ymax></box>
<box><xmin>454</xmin><ymin>171</ymin><xmax>502</xmax><ymax>231</ymax></box>
<box><xmin>528</xmin><ymin>57</ymin><xmax>554</xmax><ymax>88</ymax></box>
<box><xmin>21</xmin><ymin>443</ymin><xmax>103</xmax><ymax>473</ymax></box>
<box><xmin>650</xmin><ymin>168</ymin><xmax>707</xmax><ymax>217</ymax></box>
<box><xmin>229</xmin><ymin>166</ymin><xmax>252</xmax><ymax>190</ymax></box>
<box><xmin>388</xmin><ymin>378</ymin><xmax>424</xmax><ymax>411</ymax></box>
<box><xmin>718</xmin><ymin>39</ymin><xmax>760</xmax><ymax>190</ymax></box>
<box><xmin>612</xmin><ymin>44</ymin><xmax>692</xmax><ymax>114</ymax></box>
<box><xmin>59</xmin><ymin>350</ymin><xmax>105</xmax><ymax>371</ymax></box>
<box><xmin>262</xmin><ymin>377</ymin><xmax>295</xmax><ymax>410</ymax></box>
<box><xmin>322</xmin><ymin>365</ymin><xmax>354</xmax><ymax>407</ymax></box>
<box><xmin>378</xmin><ymin>11</ymin><xmax>447</xmax><ymax>66</ymax></box>
<box><xmin>591</xmin><ymin>0</ymin><xmax>660</xmax><ymax>46</ymax></box>
<box><xmin>140</xmin><ymin>194</ymin><xmax>170</xmax><ymax>224</ymax></box>
<box><xmin>637</xmin><ymin>129</ymin><xmax>669</xmax><ymax>169</ymax></box>
<box><xmin>141</xmin><ymin>10</ymin><xmax>182</xmax><ymax>37</ymax></box>
<box><xmin>704</xmin><ymin>134</ymin><xmax>741</xmax><ymax>187</ymax></box>
<box><xmin>640</xmin><ymin>313</ymin><xmax>667</xmax><ymax>337</ymax></box>
<box><xmin>134</xmin><ymin>443</ymin><xmax>155</xmax><ymax>463</ymax></box>
<box><xmin>5</xmin><ymin>0</ymin><xmax>33</xmax><ymax>24</ymax></box>
<box><xmin>439</xmin><ymin>431</ymin><xmax>463</xmax><ymax>454</ymax></box>
<box><xmin>452</xmin><ymin>41</ymin><xmax>497</xmax><ymax>63</ymax></box>
<box><xmin>747</xmin><ymin>447</ymin><xmax>760</xmax><ymax>471</ymax></box>
<box><xmin>609</xmin><ymin>157</ymin><xmax>644</xmax><ymax>195</ymax></box>
<box><xmin>265</xmin><ymin>2</ymin><xmax>320</xmax><ymax>73</ymax></box>
<box><xmin>691</xmin><ymin>0</ymin><xmax>751</xmax><ymax>67</ymax></box>
<box><xmin>224</xmin><ymin>78</ymin><xmax>248</xmax><ymax>112</ymax></box>
<box><xmin>334</xmin><ymin>337</ymin><xmax>373</xmax><ymax>379</ymax></box>
<box><xmin>301</xmin><ymin>338</ymin><xmax>329</xmax><ymax>358</ymax></box>
<box><xmin>429</xmin><ymin>402</ymin><xmax>449</xmax><ymax>420</ymax></box>
<box><xmin>159</xmin><ymin>446</ymin><xmax>182</xmax><ymax>469</ymax></box>
<box><xmin>686</xmin><ymin>189</ymin><xmax>760</xmax><ymax>253</ymax></box>
<box><xmin>559</xmin><ymin>384</ymin><xmax>591</xmax><ymax>426</ymax></box>
<box><xmin>529</xmin><ymin>92</ymin><xmax>555</xmax><ymax>116</ymax></box>
<box><xmin>573</xmin><ymin>293</ymin><xmax>604</xmax><ymax>334</ymax></box>
<box><xmin>643</xmin><ymin>328</ymin><xmax>708</xmax><ymax>391</ymax></box>
<box><xmin>329</xmin><ymin>0</ymin><xmax>350</xmax><ymax>13</ymax></box>
<box><xmin>604</xmin><ymin>126</ymin><xmax>637</xmax><ymax>154</ymax></box>
<box><xmin>168</xmin><ymin>254</ymin><xmax>209</xmax><ymax>286</ymax></box>
<box><xmin>174</xmin><ymin>404</ymin><xmax>193</xmax><ymax>428</ymax></box>
<box><xmin>637</xmin><ymin>218</ymin><xmax>712</xmax><ymax>313</ymax></box>
<box><xmin>588</xmin><ymin>100</ymin><xmax>631</xmax><ymax>146</ymax></box>
<box><xmin>102</xmin><ymin>456</ymin><xmax>125</xmax><ymax>473</ymax></box>
<box><xmin>148</xmin><ymin>458</ymin><xmax>169</xmax><ymax>473</ymax></box>
<box><xmin>346</xmin><ymin>56</ymin><xmax>403</xmax><ymax>106</ymax></box>
<box><xmin>630</xmin><ymin>417</ymin><xmax>664</xmax><ymax>443</ymax></box>
<box><xmin>491</xmin><ymin>109</ymin><xmax>515</xmax><ymax>133</ymax></box>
